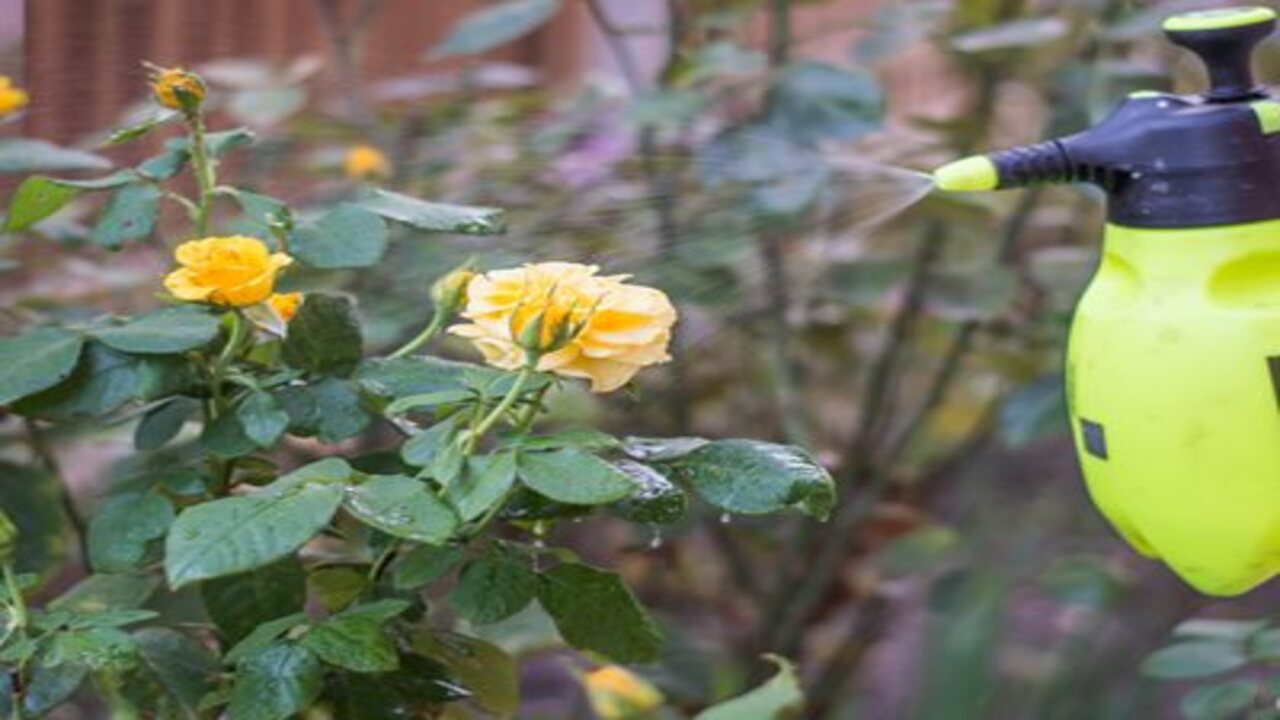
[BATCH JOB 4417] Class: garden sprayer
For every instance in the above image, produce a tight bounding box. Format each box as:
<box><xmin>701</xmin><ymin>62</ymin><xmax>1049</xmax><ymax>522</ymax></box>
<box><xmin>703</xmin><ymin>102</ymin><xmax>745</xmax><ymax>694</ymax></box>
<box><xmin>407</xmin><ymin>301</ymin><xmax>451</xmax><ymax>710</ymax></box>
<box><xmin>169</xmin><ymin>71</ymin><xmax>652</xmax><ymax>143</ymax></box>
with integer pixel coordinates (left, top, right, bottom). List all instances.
<box><xmin>934</xmin><ymin>7</ymin><xmax>1280</xmax><ymax>596</ymax></box>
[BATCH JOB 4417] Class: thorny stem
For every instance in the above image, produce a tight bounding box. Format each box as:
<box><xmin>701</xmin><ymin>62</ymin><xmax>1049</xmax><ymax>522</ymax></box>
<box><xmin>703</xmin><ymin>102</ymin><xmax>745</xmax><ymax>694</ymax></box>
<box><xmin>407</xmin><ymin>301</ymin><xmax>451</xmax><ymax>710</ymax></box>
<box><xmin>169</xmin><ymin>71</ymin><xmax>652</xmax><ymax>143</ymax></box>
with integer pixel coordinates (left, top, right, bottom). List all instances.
<box><xmin>387</xmin><ymin>312</ymin><xmax>446</xmax><ymax>360</ymax></box>
<box><xmin>187</xmin><ymin>111</ymin><xmax>217</xmax><ymax>236</ymax></box>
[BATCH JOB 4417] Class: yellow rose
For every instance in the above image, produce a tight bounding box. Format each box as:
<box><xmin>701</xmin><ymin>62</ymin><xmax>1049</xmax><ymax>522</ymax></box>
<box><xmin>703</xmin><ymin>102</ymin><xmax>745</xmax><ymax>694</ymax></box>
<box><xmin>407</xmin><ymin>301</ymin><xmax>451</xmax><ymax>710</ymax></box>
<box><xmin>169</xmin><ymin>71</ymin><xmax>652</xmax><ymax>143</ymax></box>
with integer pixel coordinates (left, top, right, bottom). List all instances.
<box><xmin>266</xmin><ymin>292</ymin><xmax>303</xmax><ymax>322</ymax></box>
<box><xmin>583</xmin><ymin>665</ymin><xmax>664</xmax><ymax>719</ymax></box>
<box><xmin>164</xmin><ymin>236</ymin><xmax>293</xmax><ymax>308</ymax></box>
<box><xmin>0</xmin><ymin>76</ymin><xmax>29</xmax><ymax>118</ymax></box>
<box><xmin>450</xmin><ymin>262</ymin><xmax>677</xmax><ymax>393</ymax></box>
<box><xmin>149</xmin><ymin>66</ymin><xmax>205</xmax><ymax>111</ymax></box>
<box><xmin>343</xmin><ymin>144</ymin><xmax>391</xmax><ymax>180</ymax></box>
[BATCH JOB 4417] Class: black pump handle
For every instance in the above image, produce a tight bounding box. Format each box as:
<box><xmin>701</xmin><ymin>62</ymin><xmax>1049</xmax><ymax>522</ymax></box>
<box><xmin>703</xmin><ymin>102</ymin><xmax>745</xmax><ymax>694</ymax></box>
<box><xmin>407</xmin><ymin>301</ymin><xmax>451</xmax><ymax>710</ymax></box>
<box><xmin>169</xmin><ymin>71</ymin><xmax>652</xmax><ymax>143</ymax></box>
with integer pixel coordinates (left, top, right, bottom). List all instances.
<box><xmin>1164</xmin><ymin>6</ymin><xmax>1276</xmax><ymax>101</ymax></box>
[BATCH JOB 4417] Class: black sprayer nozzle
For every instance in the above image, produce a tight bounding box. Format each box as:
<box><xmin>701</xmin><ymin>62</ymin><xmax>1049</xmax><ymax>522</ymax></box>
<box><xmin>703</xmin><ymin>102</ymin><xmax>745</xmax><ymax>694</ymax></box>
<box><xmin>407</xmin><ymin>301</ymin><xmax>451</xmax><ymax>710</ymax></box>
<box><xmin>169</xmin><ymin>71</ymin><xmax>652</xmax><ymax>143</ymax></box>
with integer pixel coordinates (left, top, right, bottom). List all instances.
<box><xmin>934</xmin><ymin>6</ymin><xmax>1280</xmax><ymax>228</ymax></box>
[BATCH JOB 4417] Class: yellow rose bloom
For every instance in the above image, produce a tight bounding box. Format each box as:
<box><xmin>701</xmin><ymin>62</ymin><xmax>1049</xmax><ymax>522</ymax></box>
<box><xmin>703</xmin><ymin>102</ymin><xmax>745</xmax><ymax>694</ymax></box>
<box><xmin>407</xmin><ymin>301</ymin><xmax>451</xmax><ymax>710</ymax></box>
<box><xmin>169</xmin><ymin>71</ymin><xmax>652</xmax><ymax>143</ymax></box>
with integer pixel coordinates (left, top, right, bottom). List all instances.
<box><xmin>583</xmin><ymin>666</ymin><xmax>664</xmax><ymax>719</ymax></box>
<box><xmin>164</xmin><ymin>236</ymin><xmax>293</xmax><ymax>308</ymax></box>
<box><xmin>450</xmin><ymin>262</ymin><xmax>677</xmax><ymax>393</ymax></box>
<box><xmin>150</xmin><ymin>66</ymin><xmax>205</xmax><ymax>111</ymax></box>
<box><xmin>266</xmin><ymin>292</ymin><xmax>303</xmax><ymax>323</ymax></box>
<box><xmin>0</xmin><ymin>76</ymin><xmax>29</xmax><ymax>118</ymax></box>
<box><xmin>343</xmin><ymin>144</ymin><xmax>391</xmax><ymax>180</ymax></box>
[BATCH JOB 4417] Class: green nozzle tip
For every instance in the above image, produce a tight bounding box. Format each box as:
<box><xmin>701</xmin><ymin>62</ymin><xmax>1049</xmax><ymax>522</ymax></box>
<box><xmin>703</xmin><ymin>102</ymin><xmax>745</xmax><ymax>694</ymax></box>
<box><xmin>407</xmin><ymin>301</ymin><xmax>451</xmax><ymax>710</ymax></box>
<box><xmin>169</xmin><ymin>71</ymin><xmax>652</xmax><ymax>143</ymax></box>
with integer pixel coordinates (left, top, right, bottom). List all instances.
<box><xmin>1163</xmin><ymin>6</ymin><xmax>1276</xmax><ymax>33</ymax></box>
<box><xmin>933</xmin><ymin>156</ymin><xmax>998</xmax><ymax>192</ymax></box>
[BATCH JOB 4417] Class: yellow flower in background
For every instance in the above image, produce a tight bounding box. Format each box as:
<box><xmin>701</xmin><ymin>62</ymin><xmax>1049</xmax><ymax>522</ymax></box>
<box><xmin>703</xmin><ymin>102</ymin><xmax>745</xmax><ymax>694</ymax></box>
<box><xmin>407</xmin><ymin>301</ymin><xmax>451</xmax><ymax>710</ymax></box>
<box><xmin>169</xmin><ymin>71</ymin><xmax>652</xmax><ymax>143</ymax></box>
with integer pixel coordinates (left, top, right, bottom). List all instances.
<box><xmin>164</xmin><ymin>236</ymin><xmax>293</xmax><ymax>308</ymax></box>
<box><xmin>343</xmin><ymin>144</ymin><xmax>391</xmax><ymax>180</ymax></box>
<box><xmin>0</xmin><ymin>76</ymin><xmax>29</xmax><ymax>118</ymax></box>
<box><xmin>149</xmin><ymin>66</ymin><xmax>205</xmax><ymax>111</ymax></box>
<box><xmin>266</xmin><ymin>292</ymin><xmax>303</xmax><ymax>323</ymax></box>
<box><xmin>583</xmin><ymin>665</ymin><xmax>664</xmax><ymax>719</ymax></box>
<box><xmin>450</xmin><ymin>262</ymin><xmax>677</xmax><ymax>393</ymax></box>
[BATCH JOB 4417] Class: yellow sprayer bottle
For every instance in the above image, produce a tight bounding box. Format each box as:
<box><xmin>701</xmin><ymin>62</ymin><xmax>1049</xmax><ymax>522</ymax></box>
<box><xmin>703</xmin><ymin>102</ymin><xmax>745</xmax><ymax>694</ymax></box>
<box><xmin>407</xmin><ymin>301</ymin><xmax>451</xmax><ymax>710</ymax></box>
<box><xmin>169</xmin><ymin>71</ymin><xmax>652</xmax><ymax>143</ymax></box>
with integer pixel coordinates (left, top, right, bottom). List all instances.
<box><xmin>935</xmin><ymin>7</ymin><xmax>1280</xmax><ymax>596</ymax></box>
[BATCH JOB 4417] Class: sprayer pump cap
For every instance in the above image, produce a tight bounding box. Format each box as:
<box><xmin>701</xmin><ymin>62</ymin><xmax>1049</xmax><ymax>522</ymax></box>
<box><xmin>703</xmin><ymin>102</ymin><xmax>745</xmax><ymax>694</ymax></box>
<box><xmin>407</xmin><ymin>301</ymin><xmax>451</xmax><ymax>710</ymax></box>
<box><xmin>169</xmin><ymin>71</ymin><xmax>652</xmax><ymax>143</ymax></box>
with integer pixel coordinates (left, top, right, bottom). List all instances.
<box><xmin>972</xmin><ymin>6</ymin><xmax>1280</xmax><ymax>228</ymax></box>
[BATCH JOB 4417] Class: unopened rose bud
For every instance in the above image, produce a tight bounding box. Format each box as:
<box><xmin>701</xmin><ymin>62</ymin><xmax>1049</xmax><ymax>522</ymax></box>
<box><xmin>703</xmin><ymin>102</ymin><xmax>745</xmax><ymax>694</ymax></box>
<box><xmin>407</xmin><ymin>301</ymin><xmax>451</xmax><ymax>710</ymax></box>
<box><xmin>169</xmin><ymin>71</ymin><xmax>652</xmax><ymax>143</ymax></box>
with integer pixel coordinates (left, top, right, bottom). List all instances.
<box><xmin>431</xmin><ymin>265</ymin><xmax>475</xmax><ymax>320</ymax></box>
<box><xmin>148</xmin><ymin>64</ymin><xmax>206</xmax><ymax>114</ymax></box>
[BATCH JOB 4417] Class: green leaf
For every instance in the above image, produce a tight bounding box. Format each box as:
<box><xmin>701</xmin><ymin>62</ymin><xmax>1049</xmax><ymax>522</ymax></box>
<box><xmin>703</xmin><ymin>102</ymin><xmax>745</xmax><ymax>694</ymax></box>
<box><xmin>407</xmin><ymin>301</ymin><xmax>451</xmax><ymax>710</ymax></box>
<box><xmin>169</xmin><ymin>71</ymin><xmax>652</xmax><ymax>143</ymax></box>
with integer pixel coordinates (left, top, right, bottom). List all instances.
<box><xmin>92</xmin><ymin>306</ymin><xmax>221</xmax><ymax>354</ymax></box>
<box><xmin>0</xmin><ymin>138</ymin><xmax>111</xmax><ymax>174</ymax></box>
<box><xmin>1141</xmin><ymin>640</ymin><xmax>1247</xmax><ymax>680</ymax></box>
<box><xmin>309</xmin><ymin>566</ymin><xmax>368</xmax><ymax>613</ymax></box>
<box><xmin>299</xmin><ymin>612</ymin><xmax>399</xmax><ymax>673</ymax></box>
<box><xmin>450</xmin><ymin>554</ymin><xmax>537</xmax><ymax>625</ymax></box>
<box><xmin>224</xmin><ymin>614</ymin><xmax>308</xmax><ymax>666</ymax></box>
<box><xmin>414</xmin><ymin>631</ymin><xmax>518</xmax><ymax>717</ymax></box>
<box><xmin>164</xmin><ymin>459</ymin><xmax>350</xmax><ymax>588</ymax></box>
<box><xmin>91</xmin><ymin>183</ymin><xmax>162</xmax><ymax>248</ymax></box>
<box><xmin>45</xmin><ymin>626</ymin><xmax>138</xmax><ymax>672</ymax></box>
<box><xmin>393</xmin><ymin>544</ymin><xmax>465</xmax><ymax>591</ymax></box>
<box><xmin>358</xmin><ymin>356</ymin><xmax>548</xmax><ymax>401</ymax></box>
<box><xmin>1179</xmin><ymin>680</ymin><xmax>1257</xmax><ymax>720</ymax></box>
<box><xmin>448</xmin><ymin>453</ymin><xmax>517</xmax><ymax>522</ymax></box>
<box><xmin>130</xmin><ymin>627</ymin><xmax>217</xmax><ymax>717</ymax></box>
<box><xmin>237</xmin><ymin>391</ymin><xmax>290</xmax><ymax>448</ymax></box>
<box><xmin>137</xmin><ymin>148</ymin><xmax>189</xmax><ymax>180</ymax></box>
<box><xmin>203</xmin><ymin>557</ymin><xmax>307</xmax><ymax>645</ymax></box>
<box><xmin>536</xmin><ymin>563</ymin><xmax>662</xmax><ymax>663</ymax></box>
<box><xmin>20</xmin><ymin>655</ymin><xmax>87</xmax><ymax>715</ymax></box>
<box><xmin>400</xmin><ymin>417</ymin><xmax>463</xmax><ymax>468</ymax></box>
<box><xmin>696</xmin><ymin>655</ymin><xmax>803</xmax><ymax>720</ymax></box>
<box><xmin>87</xmin><ymin>491</ymin><xmax>174</xmax><ymax>572</ymax></box>
<box><xmin>608</xmin><ymin>460</ymin><xmax>688</xmax><ymax>525</ymax></box>
<box><xmin>282</xmin><ymin>294</ymin><xmax>363</xmax><ymax>377</ymax></box>
<box><xmin>167</xmin><ymin>127</ymin><xmax>255</xmax><ymax>158</ymax></box>
<box><xmin>0</xmin><ymin>327</ymin><xmax>84</xmax><ymax>404</ymax></box>
<box><xmin>276</xmin><ymin>378</ymin><xmax>371</xmax><ymax>443</ymax></box>
<box><xmin>766</xmin><ymin>62</ymin><xmax>882</xmax><ymax>141</ymax></box>
<box><xmin>517</xmin><ymin>448</ymin><xmax>637</xmax><ymax>505</ymax></box>
<box><xmin>14</xmin><ymin>342</ymin><xmax>192</xmax><ymax>420</ymax></box>
<box><xmin>50</xmin><ymin>573</ymin><xmax>158</xmax><ymax>613</ymax></box>
<box><xmin>290</xmin><ymin>203</ymin><xmax>388</xmax><ymax>269</ymax></box>
<box><xmin>430</xmin><ymin>0</ymin><xmax>561</xmax><ymax>58</ymax></box>
<box><xmin>355</xmin><ymin>188</ymin><xmax>505</xmax><ymax>235</ymax></box>
<box><xmin>344</xmin><ymin>474</ymin><xmax>458</xmax><ymax>543</ymax></box>
<box><xmin>200</xmin><ymin>410</ymin><xmax>258</xmax><ymax>459</ymax></box>
<box><xmin>229</xmin><ymin>643</ymin><xmax>322</xmax><ymax>720</ymax></box>
<box><xmin>134</xmin><ymin>397</ymin><xmax>198</xmax><ymax>451</ymax></box>
<box><xmin>1176</xmin><ymin>619</ymin><xmax>1270</xmax><ymax>643</ymax></box>
<box><xmin>0</xmin><ymin>461</ymin><xmax>72</xmax><ymax>577</ymax></box>
<box><xmin>659</xmin><ymin>439</ymin><xmax>836</xmax><ymax>519</ymax></box>
<box><xmin>5</xmin><ymin>177</ymin><xmax>84</xmax><ymax>231</ymax></box>
<box><xmin>384</xmin><ymin>389</ymin><xmax>474</xmax><ymax>414</ymax></box>
<box><xmin>228</xmin><ymin>86</ymin><xmax>306</xmax><ymax>127</ymax></box>
<box><xmin>104</xmin><ymin>112</ymin><xmax>180</xmax><ymax>146</ymax></box>
<box><xmin>1250</xmin><ymin>627</ymin><xmax>1280</xmax><ymax>660</ymax></box>
<box><xmin>233</xmin><ymin>190</ymin><xmax>289</xmax><ymax>234</ymax></box>
<box><xmin>999</xmin><ymin>375</ymin><xmax>1067</xmax><ymax>447</ymax></box>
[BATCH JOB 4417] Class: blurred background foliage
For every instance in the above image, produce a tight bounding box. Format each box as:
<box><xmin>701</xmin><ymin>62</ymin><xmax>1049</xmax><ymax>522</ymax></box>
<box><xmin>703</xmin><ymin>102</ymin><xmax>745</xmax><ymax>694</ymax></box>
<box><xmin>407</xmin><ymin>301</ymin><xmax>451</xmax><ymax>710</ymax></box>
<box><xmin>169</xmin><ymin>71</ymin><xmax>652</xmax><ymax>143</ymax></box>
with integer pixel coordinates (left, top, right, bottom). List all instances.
<box><xmin>7</xmin><ymin>0</ymin><xmax>1280</xmax><ymax>718</ymax></box>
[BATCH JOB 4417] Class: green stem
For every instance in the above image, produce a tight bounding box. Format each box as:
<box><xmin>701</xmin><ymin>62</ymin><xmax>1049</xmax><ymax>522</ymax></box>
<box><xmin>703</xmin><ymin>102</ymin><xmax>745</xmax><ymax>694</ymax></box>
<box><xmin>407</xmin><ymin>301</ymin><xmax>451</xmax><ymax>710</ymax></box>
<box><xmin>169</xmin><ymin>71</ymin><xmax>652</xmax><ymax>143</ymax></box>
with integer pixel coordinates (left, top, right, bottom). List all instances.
<box><xmin>209</xmin><ymin>312</ymin><xmax>248</xmax><ymax>419</ymax></box>
<box><xmin>3</xmin><ymin>565</ymin><xmax>27</xmax><ymax>633</ymax></box>
<box><xmin>187</xmin><ymin>111</ymin><xmax>217</xmax><ymax>236</ymax></box>
<box><xmin>513</xmin><ymin>384</ymin><xmax>550</xmax><ymax>433</ymax></box>
<box><xmin>463</xmin><ymin>364</ymin><xmax>536</xmax><ymax>455</ymax></box>
<box><xmin>387</xmin><ymin>312</ymin><xmax>446</xmax><ymax>360</ymax></box>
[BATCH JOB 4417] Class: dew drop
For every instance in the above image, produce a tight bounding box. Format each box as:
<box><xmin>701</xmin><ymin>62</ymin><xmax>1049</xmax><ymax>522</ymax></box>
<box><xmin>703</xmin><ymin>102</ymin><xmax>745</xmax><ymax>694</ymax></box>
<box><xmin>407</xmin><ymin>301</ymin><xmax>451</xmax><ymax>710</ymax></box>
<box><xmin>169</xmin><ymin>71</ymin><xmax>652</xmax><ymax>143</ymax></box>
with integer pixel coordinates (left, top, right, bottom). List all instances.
<box><xmin>648</xmin><ymin>528</ymin><xmax>663</xmax><ymax>550</ymax></box>
<box><xmin>719</xmin><ymin>512</ymin><xmax>731</xmax><ymax>525</ymax></box>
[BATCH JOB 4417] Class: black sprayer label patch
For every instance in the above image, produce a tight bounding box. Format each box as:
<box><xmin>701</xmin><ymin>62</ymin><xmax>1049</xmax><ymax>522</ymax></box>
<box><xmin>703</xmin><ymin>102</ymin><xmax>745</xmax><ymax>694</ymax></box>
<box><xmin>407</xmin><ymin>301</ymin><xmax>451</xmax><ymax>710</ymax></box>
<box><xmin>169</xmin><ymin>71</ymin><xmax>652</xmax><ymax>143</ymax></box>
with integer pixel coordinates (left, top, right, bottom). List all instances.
<box><xmin>1080</xmin><ymin>419</ymin><xmax>1108</xmax><ymax>460</ymax></box>
<box><xmin>1268</xmin><ymin>356</ymin><xmax>1280</xmax><ymax>410</ymax></box>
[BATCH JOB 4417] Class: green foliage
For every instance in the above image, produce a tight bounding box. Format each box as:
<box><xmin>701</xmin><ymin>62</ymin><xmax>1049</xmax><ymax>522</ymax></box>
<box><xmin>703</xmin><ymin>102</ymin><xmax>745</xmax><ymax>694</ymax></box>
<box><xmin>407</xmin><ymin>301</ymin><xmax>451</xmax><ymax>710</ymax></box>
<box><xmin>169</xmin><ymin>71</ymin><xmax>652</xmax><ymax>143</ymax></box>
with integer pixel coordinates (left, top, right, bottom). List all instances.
<box><xmin>91</xmin><ymin>307</ymin><xmax>221</xmax><ymax>355</ymax></box>
<box><xmin>290</xmin><ymin>203</ymin><xmax>388</xmax><ymax>269</ymax></box>
<box><xmin>697</xmin><ymin>655</ymin><xmax>804</xmax><ymax>720</ymax></box>
<box><xmin>536</xmin><ymin>563</ymin><xmax>663</xmax><ymax>663</ymax></box>
<box><xmin>281</xmin><ymin>294</ymin><xmax>364</xmax><ymax>376</ymax></box>
<box><xmin>356</xmin><ymin>188</ymin><xmax>505</xmax><ymax>235</ymax></box>
<box><xmin>429</xmin><ymin>0</ymin><xmax>561</xmax><ymax>59</ymax></box>
<box><xmin>0</xmin><ymin>328</ymin><xmax>84</xmax><ymax>405</ymax></box>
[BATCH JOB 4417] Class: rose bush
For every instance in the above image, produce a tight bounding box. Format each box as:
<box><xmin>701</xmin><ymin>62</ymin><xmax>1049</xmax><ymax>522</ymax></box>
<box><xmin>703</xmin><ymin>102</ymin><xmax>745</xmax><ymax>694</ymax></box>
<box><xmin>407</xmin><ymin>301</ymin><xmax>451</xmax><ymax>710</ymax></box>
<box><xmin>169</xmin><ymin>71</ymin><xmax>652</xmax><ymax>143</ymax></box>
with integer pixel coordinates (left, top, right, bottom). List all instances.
<box><xmin>0</xmin><ymin>65</ymin><xmax>830</xmax><ymax>718</ymax></box>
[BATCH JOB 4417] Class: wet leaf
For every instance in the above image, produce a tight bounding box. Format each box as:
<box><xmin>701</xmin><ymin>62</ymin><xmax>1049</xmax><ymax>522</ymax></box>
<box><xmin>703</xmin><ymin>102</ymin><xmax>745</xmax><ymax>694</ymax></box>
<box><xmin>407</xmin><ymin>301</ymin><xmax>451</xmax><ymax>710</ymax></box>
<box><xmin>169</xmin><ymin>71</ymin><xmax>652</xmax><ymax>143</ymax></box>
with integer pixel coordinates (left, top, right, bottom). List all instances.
<box><xmin>517</xmin><ymin>447</ymin><xmax>637</xmax><ymax>505</ymax></box>
<box><xmin>658</xmin><ymin>440</ymin><xmax>835</xmax><ymax>519</ymax></box>
<box><xmin>203</xmin><ymin>557</ymin><xmax>307</xmax><ymax>645</ymax></box>
<box><xmin>343</xmin><ymin>474</ymin><xmax>458</xmax><ymax>544</ymax></box>
<box><xmin>356</xmin><ymin>188</ymin><xmax>505</xmax><ymax>235</ymax></box>
<box><xmin>696</xmin><ymin>655</ymin><xmax>803</xmax><ymax>720</ymax></box>
<box><xmin>229</xmin><ymin>643</ymin><xmax>322</xmax><ymax>720</ymax></box>
<box><xmin>450</xmin><ymin>554</ymin><xmax>537</xmax><ymax>625</ymax></box>
<box><xmin>536</xmin><ymin>563</ymin><xmax>662</xmax><ymax>663</ymax></box>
